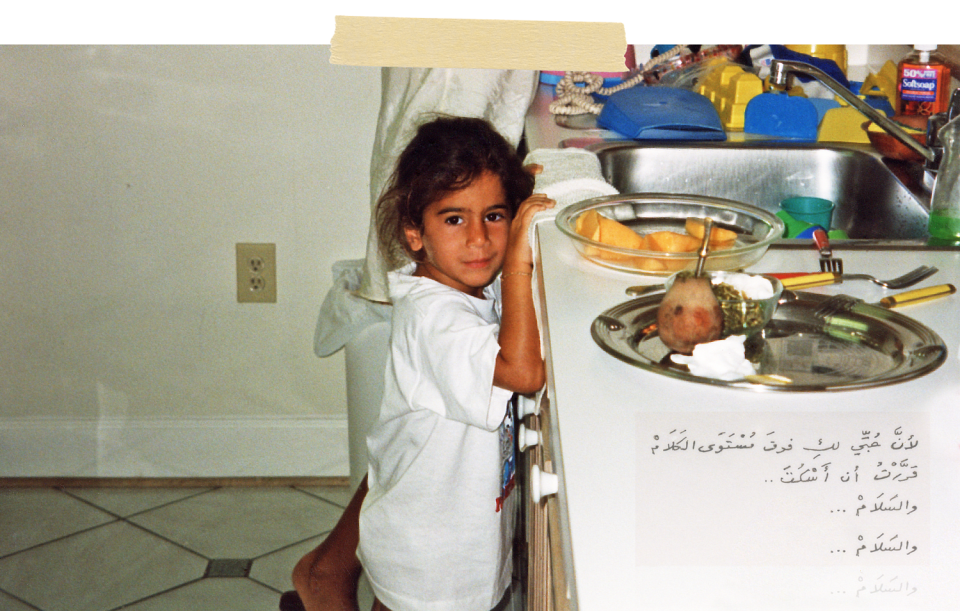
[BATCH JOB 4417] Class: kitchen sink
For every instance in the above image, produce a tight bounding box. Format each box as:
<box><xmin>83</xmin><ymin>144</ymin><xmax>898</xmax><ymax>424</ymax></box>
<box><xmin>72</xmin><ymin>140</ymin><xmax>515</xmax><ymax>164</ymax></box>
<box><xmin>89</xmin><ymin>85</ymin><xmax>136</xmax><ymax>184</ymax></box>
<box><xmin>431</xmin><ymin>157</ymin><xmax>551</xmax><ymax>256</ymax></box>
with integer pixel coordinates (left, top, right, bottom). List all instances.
<box><xmin>569</xmin><ymin>139</ymin><xmax>932</xmax><ymax>241</ymax></box>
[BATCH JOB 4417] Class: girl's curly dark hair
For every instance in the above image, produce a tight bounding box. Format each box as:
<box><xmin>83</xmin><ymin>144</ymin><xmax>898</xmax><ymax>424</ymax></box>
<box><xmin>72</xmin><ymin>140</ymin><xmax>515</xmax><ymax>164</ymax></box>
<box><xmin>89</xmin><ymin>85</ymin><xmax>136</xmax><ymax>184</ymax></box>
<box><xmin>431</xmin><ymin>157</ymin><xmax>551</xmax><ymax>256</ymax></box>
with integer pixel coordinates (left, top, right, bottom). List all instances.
<box><xmin>375</xmin><ymin>115</ymin><xmax>534</xmax><ymax>265</ymax></box>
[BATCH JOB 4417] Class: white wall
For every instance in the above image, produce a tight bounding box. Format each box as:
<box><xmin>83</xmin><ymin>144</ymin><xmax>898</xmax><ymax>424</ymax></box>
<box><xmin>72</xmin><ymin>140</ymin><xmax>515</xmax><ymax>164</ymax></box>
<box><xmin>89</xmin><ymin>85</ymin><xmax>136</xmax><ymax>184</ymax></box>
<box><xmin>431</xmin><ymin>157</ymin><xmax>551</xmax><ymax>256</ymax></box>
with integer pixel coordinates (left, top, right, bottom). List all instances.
<box><xmin>0</xmin><ymin>43</ymin><xmax>941</xmax><ymax>478</ymax></box>
<box><xmin>0</xmin><ymin>46</ymin><xmax>382</xmax><ymax>477</ymax></box>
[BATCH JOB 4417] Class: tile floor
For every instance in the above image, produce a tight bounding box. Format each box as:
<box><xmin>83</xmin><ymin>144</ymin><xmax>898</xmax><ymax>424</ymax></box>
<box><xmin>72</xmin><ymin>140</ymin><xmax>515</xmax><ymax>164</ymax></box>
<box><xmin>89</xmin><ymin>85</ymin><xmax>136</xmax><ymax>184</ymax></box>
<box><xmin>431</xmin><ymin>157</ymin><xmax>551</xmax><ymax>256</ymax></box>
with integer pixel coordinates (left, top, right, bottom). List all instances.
<box><xmin>0</xmin><ymin>484</ymin><xmax>375</xmax><ymax>611</ymax></box>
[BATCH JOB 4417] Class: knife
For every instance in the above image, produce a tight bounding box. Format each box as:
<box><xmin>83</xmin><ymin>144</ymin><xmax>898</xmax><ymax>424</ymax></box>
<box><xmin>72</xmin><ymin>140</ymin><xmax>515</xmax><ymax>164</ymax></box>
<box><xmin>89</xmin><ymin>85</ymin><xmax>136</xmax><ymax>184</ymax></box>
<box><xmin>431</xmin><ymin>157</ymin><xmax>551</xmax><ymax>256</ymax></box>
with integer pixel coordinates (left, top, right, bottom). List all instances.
<box><xmin>770</xmin><ymin>272</ymin><xmax>840</xmax><ymax>289</ymax></box>
<box><xmin>877</xmin><ymin>283</ymin><xmax>956</xmax><ymax>308</ymax></box>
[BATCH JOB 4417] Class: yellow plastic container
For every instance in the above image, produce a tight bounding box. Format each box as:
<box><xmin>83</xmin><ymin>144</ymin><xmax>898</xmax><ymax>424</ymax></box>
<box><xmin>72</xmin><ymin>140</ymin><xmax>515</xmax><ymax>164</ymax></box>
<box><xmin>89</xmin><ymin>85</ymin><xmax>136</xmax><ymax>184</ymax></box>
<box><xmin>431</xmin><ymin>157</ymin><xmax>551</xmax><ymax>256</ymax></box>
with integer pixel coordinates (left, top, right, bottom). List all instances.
<box><xmin>859</xmin><ymin>60</ymin><xmax>898</xmax><ymax>109</ymax></box>
<box><xmin>785</xmin><ymin>44</ymin><xmax>848</xmax><ymax>75</ymax></box>
<box><xmin>817</xmin><ymin>106</ymin><xmax>871</xmax><ymax>143</ymax></box>
<box><xmin>697</xmin><ymin>64</ymin><xmax>764</xmax><ymax>131</ymax></box>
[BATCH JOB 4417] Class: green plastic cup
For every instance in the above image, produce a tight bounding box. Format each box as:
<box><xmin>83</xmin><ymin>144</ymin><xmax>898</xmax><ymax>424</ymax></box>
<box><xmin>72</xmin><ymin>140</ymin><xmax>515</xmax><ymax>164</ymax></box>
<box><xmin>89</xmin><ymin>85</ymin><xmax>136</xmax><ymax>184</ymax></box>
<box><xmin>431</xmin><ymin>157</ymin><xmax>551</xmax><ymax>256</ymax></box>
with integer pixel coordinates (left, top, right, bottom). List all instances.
<box><xmin>779</xmin><ymin>196</ymin><xmax>835</xmax><ymax>231</ymax></box>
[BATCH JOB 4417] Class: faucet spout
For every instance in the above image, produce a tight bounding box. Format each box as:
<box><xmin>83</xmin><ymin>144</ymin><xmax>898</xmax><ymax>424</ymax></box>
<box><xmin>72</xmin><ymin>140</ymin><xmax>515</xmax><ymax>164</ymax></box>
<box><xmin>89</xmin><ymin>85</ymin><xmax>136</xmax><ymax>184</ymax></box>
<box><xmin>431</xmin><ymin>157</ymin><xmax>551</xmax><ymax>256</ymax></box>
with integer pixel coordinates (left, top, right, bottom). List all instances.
<box><xmin>769</xmin><ymin>59</ymin><xmax>937</xmax><ymax>164</ymax></box>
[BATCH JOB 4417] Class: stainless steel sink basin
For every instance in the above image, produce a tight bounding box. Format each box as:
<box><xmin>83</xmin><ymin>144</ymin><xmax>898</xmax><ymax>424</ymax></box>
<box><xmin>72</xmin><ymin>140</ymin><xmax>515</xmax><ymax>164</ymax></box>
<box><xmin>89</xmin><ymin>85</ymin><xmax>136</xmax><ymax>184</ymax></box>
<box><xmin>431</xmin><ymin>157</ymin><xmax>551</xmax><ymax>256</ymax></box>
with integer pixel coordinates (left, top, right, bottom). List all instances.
<box><xmin>573</xmin><ymin>140</ymin><xmax>932</xmax><ymax>241</ymax></box>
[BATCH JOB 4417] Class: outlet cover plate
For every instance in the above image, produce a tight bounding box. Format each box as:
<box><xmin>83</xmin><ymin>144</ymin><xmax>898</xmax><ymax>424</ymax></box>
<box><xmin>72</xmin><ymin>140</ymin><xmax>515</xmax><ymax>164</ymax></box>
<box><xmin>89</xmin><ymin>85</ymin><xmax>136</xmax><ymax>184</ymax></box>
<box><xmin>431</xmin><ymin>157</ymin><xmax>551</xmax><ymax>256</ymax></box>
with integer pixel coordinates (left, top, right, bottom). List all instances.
<box><xmin>236</xmin><ymin>242</ymin><xmax>276</xmax><ymax>303</ymax></box>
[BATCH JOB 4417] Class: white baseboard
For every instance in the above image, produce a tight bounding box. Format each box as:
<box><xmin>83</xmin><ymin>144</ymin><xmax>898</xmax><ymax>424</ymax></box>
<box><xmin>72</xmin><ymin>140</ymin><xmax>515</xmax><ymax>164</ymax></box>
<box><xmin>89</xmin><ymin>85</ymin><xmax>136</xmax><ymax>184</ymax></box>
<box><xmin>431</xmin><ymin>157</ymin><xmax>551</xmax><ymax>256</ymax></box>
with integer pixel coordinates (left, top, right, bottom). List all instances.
<box><xmin>0</xmin><ymin>416</ymin><xmax>349</xmax><ymax>478</ymax></box>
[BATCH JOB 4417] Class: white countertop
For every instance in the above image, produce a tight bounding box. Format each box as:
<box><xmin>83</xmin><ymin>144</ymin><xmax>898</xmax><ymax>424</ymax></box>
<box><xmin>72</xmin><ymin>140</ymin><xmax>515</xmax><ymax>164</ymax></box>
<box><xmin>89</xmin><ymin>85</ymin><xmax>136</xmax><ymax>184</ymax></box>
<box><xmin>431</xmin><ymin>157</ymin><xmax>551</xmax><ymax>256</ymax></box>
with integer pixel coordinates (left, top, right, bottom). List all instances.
<box><xmin>534</xmin><ymin>223</ymin><xmax>960</xmax><ymax>610</ymax></box>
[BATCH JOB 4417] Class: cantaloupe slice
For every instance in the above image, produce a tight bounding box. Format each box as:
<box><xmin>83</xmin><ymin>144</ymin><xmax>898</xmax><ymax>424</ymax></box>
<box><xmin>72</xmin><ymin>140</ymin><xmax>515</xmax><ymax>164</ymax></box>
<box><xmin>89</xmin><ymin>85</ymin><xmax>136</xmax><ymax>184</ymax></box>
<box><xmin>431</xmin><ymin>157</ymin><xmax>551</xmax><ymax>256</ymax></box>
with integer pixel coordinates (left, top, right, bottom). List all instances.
<box><xmin>597</xmin><ymin>215</ymin><xmax>644</xmax><ymax>247</ymax></box>
<box><xmin>645</xmin><ymin>230</ymin><xmax>701</xmax><ymax>253</ymax></box>
<box><xmin>634</xmin><ymin>256</ymin><xmax>668</xmax><ymax>272</ymax></box>
<box><xmin>576</xmin><ymin>210</ymin><xmax>647</xmax><ymax>261</ymax></box>
<box><xmin>684</xmin><ymin>217</ymin><xmax>737</xmax><ymax>248</ymax></box>
<box><xmin>575</xmin><ymin>209</ymin><xmax>601</xmax><ymax>241</ymax></box>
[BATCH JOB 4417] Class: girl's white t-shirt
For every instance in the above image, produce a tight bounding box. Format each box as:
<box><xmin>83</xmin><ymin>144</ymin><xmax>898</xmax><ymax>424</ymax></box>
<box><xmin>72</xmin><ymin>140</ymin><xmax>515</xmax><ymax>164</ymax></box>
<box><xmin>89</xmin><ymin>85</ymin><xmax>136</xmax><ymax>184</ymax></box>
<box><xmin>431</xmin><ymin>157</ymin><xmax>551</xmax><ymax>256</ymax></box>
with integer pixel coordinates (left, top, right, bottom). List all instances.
<box><xmin>358</xmin><ymin>265</ymin><xmax>518</xmax><ymax>611</ymax></box>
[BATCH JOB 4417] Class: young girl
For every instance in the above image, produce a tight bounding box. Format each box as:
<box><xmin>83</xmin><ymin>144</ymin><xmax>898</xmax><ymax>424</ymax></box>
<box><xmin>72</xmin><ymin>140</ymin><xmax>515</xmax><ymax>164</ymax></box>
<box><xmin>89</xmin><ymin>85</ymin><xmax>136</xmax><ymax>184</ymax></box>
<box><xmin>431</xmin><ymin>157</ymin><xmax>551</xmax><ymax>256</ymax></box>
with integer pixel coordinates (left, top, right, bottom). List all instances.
<box><xmin>358</xmin><ymin>115</ymin><xmax>552</xmax><ymax>611</ymax></box>
<box><xmin>289</xmin><ymin>115</ymin><xmax>550</xmax><ymax>611</ymax></box>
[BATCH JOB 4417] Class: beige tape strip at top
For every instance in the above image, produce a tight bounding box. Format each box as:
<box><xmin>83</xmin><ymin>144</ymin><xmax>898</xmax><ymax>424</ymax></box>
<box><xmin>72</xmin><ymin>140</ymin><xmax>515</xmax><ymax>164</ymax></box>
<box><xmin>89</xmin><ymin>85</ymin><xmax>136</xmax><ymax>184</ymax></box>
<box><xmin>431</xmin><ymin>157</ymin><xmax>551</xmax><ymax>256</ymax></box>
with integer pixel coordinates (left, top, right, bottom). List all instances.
<box><xmin>331</xmin><ymin>16</ymin><xmax>627</xmax><ymax>71</ymax></box>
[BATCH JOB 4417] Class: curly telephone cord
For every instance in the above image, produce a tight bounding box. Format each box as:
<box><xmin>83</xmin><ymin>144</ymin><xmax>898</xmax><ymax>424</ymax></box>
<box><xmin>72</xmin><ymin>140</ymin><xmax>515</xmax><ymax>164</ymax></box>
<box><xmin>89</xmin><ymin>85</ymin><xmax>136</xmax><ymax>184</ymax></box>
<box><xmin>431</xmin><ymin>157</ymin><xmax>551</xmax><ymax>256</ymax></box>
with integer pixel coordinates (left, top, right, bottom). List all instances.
<box><xmin>548</xmin><ymin>45</ymin><xmax>689</xmax><ymax>116</ymax></box>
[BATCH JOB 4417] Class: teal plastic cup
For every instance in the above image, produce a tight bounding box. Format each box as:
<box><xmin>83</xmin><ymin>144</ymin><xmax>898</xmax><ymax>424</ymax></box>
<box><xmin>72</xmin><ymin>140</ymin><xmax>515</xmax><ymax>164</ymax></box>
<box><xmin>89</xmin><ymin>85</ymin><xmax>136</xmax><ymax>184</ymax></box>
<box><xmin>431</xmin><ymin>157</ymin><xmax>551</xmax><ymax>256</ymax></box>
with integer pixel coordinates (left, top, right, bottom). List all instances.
<box><xmin>779</xmin><ymin>196</ymin><xmax>835</xmax><ymax>231</ymax></box>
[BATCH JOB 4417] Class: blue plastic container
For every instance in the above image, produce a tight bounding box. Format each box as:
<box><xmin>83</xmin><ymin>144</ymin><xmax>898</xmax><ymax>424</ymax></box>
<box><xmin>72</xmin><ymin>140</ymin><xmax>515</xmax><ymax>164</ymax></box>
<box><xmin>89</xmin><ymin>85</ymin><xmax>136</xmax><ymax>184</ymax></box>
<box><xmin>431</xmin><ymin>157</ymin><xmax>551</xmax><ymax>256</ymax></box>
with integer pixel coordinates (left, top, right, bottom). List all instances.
<box><xmin>780</xmin><ymin>196</ymin><xmax>835</xmax><ymax>230</ymax></box>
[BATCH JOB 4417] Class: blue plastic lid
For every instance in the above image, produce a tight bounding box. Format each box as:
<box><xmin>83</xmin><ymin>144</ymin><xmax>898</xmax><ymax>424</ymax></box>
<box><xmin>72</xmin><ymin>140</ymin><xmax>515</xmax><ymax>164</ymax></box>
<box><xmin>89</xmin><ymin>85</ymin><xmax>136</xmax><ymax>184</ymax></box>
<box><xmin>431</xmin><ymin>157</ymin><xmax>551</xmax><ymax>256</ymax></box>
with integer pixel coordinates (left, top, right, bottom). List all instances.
<box><xmin>597</xmin><ymin>86</ymin><xmax>725</xmax><ymax>141</ymax></box>
<box><xmin>744</xmin><ymin>93</ymin><xmax>819</xmax><ymax>141</ymax></box>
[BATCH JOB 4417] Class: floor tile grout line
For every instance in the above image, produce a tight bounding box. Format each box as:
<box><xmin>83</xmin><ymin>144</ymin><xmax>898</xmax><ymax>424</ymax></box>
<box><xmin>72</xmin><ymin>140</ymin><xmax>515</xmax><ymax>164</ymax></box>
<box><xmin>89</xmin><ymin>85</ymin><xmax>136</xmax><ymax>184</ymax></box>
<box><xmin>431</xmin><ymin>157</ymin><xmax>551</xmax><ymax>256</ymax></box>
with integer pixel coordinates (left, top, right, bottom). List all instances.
<box><xmin>0</xmin><ymin>518</ymin><xmax>210</xmax><ymax>610</ymax></box>
<box><xmin>0</xmin><ymin>586</ymin><xmax>44</xmax><ymax>610</ymax></box>
<box><xmin>54</xmin><ymin>485</ymin><xmax>268</xmax><ymax>563</ymax></box>
<box><xmin>0</xmin><ymin>486</ymin><xmax>221</xmax><ymax>562</ymax></box>
<box><xmin>57</xmin><ymin>485</ymin><xmax>221</xmax><ymax>520</ymax></box>
<box><xmin>245</xmin><ymin>575</ymin><xmax>286</xmax><ymax>596</ymax></box>
<box><xmin>0</xmin><ymin>516</ymin><xmax>123</xmax><ymax>563</ymax></box>
<box><xmin>292</xmin><ymin>486</ymin><xmax>351</xmax><ymax>509</ymax></box>
<box><xmin>114</xmin><ymin>516</ymin><xmax>214</xmax><ymax>563</ymax></box>
<box><xmin>8</xmin><ymin>487</ymin><xmax>340</xmax><ymax>564</ymax></box>
<box><xmin>248</xmin><ymin>529</ymin><xmax>333</xmax><ymax>562</ymax></box>
<box><xmin>107</xmin><ymin>575</ymin><xmax>286</xmax><ymax>611</ymax></box>
<box><xmin>106</xmin><ymin>576</ymin><xmax>206</xmax><ymax>611</ymax></box>
<box><xmin>2</xmin><ymin>485</ymin><xmax>348</xmax><ymax>609</ymax></box>
<box><xmin>54</xmin><ymin>487</ymin><xmax>135</xmax><ymax>521</ymax></box>
<box><xmin>112</xmin><ymin>486</ymin><xmax>338</xmax><ymax>561</ymax></box>
<box><xmin>0</xmin><ymin>507</ymin><xmax>211</xmax><ymax>567</ymax></box>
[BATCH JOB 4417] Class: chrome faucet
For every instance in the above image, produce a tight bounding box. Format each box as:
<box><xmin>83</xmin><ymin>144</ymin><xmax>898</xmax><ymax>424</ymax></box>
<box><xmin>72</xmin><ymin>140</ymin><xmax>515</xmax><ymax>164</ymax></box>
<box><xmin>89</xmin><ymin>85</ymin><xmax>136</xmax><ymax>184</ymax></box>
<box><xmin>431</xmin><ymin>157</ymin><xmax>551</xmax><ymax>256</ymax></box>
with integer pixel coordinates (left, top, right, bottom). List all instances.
<box><xmin>769</xmin><ymin>59</ymin><xmax>938</xmax><ymax>165</ymax></box>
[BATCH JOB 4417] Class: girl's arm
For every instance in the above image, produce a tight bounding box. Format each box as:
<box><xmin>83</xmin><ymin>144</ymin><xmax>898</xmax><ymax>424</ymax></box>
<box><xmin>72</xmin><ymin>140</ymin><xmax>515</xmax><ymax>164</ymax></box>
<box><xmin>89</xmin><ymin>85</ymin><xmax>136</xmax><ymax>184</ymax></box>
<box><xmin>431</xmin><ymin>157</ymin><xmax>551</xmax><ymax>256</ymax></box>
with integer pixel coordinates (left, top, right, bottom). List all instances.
<box><xmin>494</xmin><ymin>192</ymin><xmax>555</xmax><ymax>394</ymax></box>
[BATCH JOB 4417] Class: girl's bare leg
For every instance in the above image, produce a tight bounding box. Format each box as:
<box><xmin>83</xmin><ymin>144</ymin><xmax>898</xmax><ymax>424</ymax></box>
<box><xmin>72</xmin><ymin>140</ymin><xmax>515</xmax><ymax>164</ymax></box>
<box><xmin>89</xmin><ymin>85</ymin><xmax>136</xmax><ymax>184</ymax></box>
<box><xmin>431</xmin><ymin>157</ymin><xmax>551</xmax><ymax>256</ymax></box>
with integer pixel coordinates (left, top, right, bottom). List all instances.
<box><xmin>292</xmin><ymin>476</ymin><xmax>367</xmax><ymax>611</ymax></box>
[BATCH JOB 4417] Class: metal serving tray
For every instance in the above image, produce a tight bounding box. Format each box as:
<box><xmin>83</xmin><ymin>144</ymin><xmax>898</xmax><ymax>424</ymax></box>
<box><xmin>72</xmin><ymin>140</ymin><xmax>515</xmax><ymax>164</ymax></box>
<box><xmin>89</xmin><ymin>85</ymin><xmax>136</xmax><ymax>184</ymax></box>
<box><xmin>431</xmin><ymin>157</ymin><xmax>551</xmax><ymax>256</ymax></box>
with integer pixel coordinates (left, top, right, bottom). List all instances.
<box><xmin>592</xmin><ymin>291</ymin><xmax>948</xmax><ymax>392</ymax></box>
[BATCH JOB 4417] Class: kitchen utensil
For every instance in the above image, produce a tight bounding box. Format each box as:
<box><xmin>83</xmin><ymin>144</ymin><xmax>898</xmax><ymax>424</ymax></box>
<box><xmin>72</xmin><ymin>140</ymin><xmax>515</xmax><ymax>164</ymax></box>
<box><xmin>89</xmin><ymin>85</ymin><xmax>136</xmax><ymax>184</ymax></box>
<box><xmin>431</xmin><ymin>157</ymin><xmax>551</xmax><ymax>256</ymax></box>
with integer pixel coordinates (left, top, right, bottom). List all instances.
<box><xmin>769</xmin><ymin>265</ymin><xmax>939</xmax><ymax>290</ymax></box>
<box><xmin>592</xmin><ymin>291</ymin><xmax>948</xmax><ymax>392</ymax></box>
<box><xmin>774</xmin><ymin>272</ymin><xmax>840</xmax><ymax>290</ymax></box>
<box><xmin>694</xmin><ymin>218</ymin><xmax>713</xmax><ymax>277</ymax></box>
<box><xmin>555</xmin><ymin>193</ymin><xmax>785</xmax><ymax>276</ymax></box>
<box><xmin>813</xmin><ymin>283</ymin><xmax>956</xmax><ymax>319</ymax></box>
<box><xmin>627</xmin><ymin>270</ymin><xmax>833</xmax><ymax>297</ymax></box>
<box><xmin>813</xmin><ymin>227</ymin><xmax>843</xmax><ymax>273</ymax></box>
<box><xmin>843</xmin><ymin>266</ymin><xmax>939</xmax><ymax>288</ymax></box>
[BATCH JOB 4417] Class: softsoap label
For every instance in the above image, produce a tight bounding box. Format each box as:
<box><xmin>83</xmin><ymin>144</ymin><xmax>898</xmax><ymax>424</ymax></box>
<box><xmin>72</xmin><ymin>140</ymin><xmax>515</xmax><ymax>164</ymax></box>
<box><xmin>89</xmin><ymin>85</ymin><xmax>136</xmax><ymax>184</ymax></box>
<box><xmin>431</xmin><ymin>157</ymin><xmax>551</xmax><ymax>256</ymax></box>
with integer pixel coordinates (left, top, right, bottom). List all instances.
<box><xmin>901</xmin><ymin>65</ymin><xmax>941</xmax><ymax>102</ymax></box>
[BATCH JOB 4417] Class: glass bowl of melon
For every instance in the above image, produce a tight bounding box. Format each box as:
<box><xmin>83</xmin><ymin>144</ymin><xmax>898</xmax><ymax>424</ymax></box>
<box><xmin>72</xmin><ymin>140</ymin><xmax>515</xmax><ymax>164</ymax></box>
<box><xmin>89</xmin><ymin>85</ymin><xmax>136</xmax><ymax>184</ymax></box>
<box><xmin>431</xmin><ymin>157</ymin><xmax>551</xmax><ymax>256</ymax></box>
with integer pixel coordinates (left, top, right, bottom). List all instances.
<box><xmin>555</xmin><ymin>193</ymin><xmax>785</xmax><ymax>275</ymax></box>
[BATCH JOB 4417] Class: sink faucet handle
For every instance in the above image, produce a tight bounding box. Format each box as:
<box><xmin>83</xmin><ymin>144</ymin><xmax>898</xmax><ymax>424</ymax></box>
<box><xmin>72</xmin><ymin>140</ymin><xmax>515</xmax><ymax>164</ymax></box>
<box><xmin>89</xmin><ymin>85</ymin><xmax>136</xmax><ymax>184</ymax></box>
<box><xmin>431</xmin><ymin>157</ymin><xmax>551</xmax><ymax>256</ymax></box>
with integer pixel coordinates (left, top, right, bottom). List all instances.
<box><xmin>947</xmin><ymin>89</ymin><xmax>960</xmax><ymax>122</ymax></box>
<box><xmin>769</xmin><ymin>60</ymin><xmax>790</xmax><ymax>87</ymax></box>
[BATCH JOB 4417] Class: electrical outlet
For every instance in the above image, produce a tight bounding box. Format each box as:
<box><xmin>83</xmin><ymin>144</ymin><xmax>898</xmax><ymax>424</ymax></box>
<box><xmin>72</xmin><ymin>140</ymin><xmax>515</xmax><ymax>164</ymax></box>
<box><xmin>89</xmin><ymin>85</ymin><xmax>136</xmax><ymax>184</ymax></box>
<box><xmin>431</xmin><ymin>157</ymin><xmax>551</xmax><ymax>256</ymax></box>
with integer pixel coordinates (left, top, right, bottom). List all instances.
<box><xmin>236</xmin><ymin>243</ymin><xmax>276</xmax><ymax>303</ymax></box>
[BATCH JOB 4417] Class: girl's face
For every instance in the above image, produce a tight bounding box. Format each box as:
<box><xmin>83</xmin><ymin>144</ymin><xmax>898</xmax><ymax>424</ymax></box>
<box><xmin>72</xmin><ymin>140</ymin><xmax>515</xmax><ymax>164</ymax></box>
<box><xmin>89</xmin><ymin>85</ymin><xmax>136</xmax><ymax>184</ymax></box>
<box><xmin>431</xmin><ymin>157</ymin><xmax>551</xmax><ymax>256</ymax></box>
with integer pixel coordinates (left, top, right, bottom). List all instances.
<box><xmin>404</xmin><ymin>171</ymin><xmax>510</xmax><ymax>298</ymax></box>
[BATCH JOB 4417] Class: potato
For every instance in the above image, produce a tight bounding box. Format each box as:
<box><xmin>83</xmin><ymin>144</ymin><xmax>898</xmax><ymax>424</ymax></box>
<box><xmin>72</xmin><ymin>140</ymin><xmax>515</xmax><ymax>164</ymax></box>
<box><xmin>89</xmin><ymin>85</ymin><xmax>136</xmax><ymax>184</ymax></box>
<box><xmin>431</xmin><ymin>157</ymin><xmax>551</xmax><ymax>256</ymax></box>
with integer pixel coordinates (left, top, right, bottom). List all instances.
<box><xmin>684</xmin><ymin>218</ymin><xmax>737</xmax><ymax>249</ymax></box>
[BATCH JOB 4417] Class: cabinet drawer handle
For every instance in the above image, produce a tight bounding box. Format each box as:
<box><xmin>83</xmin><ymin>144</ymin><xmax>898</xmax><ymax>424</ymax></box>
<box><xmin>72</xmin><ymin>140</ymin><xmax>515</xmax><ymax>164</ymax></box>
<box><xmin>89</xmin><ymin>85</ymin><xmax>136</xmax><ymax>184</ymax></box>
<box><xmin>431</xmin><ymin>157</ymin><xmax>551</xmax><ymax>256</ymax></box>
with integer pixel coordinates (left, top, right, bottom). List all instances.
<box><xmin>518</xmin><ymin>394</ymin><xmax>541</xmax><ymax>417</ymax></box>
<box><xmin>531</xmin><ymin>464</ymin><xmax>559</xmax><ymax>503</ymax></box>
<box><xmin>519</xmin><ymin>424</ymin><xmax>541</xmax><ymax>451</ymax></box>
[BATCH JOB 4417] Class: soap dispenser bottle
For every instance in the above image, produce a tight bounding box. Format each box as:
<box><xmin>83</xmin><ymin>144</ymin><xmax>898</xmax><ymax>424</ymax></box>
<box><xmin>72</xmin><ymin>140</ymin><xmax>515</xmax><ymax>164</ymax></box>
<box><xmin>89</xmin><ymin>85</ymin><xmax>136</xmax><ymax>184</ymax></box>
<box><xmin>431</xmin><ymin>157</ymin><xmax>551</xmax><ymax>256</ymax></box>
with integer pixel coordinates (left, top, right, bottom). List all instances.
<box><xmin>897</xmin><ymin>44</ymin><xmax>951</xmax><ymax>116</ymax></box>
<box><xmin>928</xmin><ymin>115</ymin><xmax>960</xmax><ymax>241</ymax></box>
